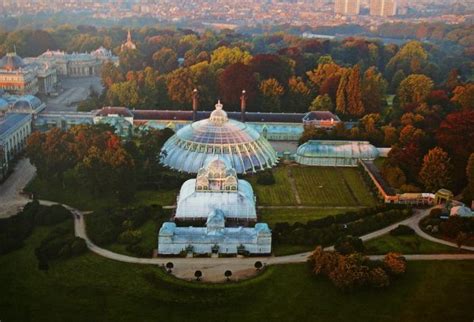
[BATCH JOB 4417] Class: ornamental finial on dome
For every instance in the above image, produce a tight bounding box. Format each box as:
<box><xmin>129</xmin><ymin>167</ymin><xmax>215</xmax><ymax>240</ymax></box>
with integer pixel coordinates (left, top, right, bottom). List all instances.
<box><xmin>210</xmin><ymin>100</ymin><xmax>228</xmax><ymax>125</ymax></box>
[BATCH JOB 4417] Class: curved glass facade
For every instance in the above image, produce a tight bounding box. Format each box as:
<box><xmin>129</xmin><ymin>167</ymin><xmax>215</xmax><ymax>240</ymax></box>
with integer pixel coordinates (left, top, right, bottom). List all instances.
<box><xmin>296</xmin><ymin>140</ymin><xmax>379</xmax><ymax>167</ymax></box>
<box><xmin>161</xmin><ymin>102</ymin><xmax>278</xmax><ymax>174</ymax></box>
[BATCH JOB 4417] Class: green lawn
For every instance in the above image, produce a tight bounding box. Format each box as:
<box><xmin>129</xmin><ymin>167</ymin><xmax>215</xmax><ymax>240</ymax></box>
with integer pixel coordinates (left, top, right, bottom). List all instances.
<box><xmin>259</xmin><ymin>207</ymin><xmax>361</xmax><ymax>226</ymax></box>
<box><xmin>246</xmin><ymin>166</ymin><xmax>297</xmax><ymax>206</ymax></box>
<box><xmin>247</xmin><ymin>165</ymin><xmax>377</xmax><ymax>208</ymax></box>
<box><xmin>292</xmin><ymin>166</ymin><xmax>377</xmax><ymax>207</ymax></box>
<box><xmin>1</xmin><ymin>224</ymin><xmax>474</xmax><ymax>322</ymax></box>
<box><xmin>364</xmin><ymin>234</ymin><xmax>468</xmax><ymax>255</ymax></box>
<box><xmin>26</xmin><ymin>177</ymin><xmax>178</xmax><ymax>211</ymax></box>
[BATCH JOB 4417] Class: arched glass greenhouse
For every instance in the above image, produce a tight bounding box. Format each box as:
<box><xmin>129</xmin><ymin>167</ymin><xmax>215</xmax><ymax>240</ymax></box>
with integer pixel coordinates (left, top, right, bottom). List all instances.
<box><xmin>295</xmin><ymin>140</ymin><xmax>379</xmax><ymax>167</ymax></box>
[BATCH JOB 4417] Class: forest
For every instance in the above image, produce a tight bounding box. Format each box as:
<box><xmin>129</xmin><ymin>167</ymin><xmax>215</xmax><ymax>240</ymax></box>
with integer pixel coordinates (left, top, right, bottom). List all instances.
<box><xmin>3</xmin><ymin>24</ymin><xmax>470</xmax><ymax>201</ymax></box>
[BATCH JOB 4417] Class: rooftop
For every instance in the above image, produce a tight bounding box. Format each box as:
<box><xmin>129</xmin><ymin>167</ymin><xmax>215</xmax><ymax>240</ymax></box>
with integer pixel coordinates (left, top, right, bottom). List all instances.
<box><xmin>0</xmin><ymin>113</ymin><xmax>31</xmax><ymax>138</ymax></box>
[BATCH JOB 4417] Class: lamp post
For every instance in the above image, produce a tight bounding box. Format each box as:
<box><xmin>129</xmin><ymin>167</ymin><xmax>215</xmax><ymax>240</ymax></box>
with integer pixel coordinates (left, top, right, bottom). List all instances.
<box><xmin>240</xmin><ymin>89</ymin><xmax>247</xmax><ymax>122</ymax></box>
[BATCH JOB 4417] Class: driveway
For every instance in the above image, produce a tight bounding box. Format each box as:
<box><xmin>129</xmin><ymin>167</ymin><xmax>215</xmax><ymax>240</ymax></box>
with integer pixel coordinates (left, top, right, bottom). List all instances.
<box><xmin>0</xmin><ymin>159</ymin><xmax>36</xmax><ymax>218</ymax></box>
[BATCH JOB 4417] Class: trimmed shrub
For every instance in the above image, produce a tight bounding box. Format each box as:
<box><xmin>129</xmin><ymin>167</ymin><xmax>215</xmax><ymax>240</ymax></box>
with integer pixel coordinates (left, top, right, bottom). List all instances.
<box><xmin>390</xmin><ymin>225</ymin><xmax>415</xmax><ymax>236</ymax></box>
<box><xmin>256</xmin><ymin>170</ymin><xmax>276</xmax><ymax>185</ymax></box>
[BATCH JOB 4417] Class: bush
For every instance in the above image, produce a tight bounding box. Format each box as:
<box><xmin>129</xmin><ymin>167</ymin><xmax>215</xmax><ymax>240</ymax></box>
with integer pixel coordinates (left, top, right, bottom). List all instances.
<box><xmin>118</xmin><ymin>229</ymin><xmax>143</xmax><ymax>244</ymax></box>
<box><xmin>383</xmin><ymin>252</ymin><xmax>406</xmax><ymax>276</ymax></box>
<box><xmin>334</xmin><ymin>235</ymin><xmax>365</xmax><ymax>255</ymax></box>
<box><xmin>390</xmin><ymin>225</ymin><xmax>415</xmax><ymax>236</ymax></box>
<box><xmin>256</xmin><ymin>170</ymin><xmax>276</xmax><ymax>185</ymax></box>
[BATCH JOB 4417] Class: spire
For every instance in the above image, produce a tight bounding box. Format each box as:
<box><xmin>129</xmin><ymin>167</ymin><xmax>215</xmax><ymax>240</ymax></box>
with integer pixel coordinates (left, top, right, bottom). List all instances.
<box><xmin>127</xmin><ymin>29</ymin><xmax>132</xmax><ymax>42</ymax></box>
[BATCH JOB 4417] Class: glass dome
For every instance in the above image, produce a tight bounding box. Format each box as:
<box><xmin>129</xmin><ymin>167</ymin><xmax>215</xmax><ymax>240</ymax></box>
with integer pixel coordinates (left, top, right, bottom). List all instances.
<box><xmin>0</xmin><ymin>98</ymin><xmax>8</xmax><ymax>112</ymax></box>
<box><xmin>161</xmin><ymin>102</ymin><xmax>278</xmax><ymax>174</ymax></box>
<box><xmin>296</xmin><ymin>140</ymin><xmax>379</xmax><ymax>167</ymax></box>
<box><xmin>0</xmin><ymin>53</ymin><xmax>26</xmax><ymax>71</ymax></box>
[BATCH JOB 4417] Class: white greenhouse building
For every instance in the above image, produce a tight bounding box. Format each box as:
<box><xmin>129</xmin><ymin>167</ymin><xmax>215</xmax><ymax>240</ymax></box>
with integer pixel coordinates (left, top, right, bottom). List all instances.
<box><xmin>175</xmin><ymin>157</ymin><xmax>257</xmax><ymax>223</ymax></box>
<box><xmin>295</xmin><ymin>140</ymin><xmax>380</xmax><ymax>167</ymax></box>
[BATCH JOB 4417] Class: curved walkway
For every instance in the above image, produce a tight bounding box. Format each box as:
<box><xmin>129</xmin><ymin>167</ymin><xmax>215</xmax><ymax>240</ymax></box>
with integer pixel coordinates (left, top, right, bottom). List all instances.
<box><xmin>46</xmin><ymin>202</ymin><xmax>474</xmax><ymax>281</ymax></box>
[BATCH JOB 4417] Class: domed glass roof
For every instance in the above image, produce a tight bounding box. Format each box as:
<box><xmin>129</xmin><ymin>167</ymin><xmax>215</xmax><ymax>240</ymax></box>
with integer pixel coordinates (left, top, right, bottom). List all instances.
<box><xmin>0</xmin><ymin>98</ymin><xmax>8</xmax><ymax>111</ymax></box>
<box><xmin>161</xmin><ymin>102</ymin><xmax>277</xmax><ymax>174</ymax></box>
<box><xmin>12</xmin><ymin>95</ymin><xmax>43</xmax><ymax>112</ymax></box>
<box><xmin>0</xmin><ymin>53</ymin><xmax>26</xmax><ymax>71</ymax></box>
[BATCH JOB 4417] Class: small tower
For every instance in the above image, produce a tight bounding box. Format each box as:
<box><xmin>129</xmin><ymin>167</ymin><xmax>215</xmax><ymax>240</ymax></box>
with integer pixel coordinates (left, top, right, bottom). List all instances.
<box><xmin>121</xmin><ymin>29</ymin><xmax>137</xmax><ymax>51</ymax></box>
<box><xmin>192</xmin><ymin>88</ymin><xmax>199</xmax><ymax>122</ymax></box>
<box><xmin>240</xmin><ymin>89</ymin><xmax>247</xmax><ymax>122</ymax></box>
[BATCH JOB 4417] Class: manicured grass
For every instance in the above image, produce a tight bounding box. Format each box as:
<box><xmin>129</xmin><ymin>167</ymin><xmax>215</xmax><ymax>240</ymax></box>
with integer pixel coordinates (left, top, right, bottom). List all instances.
<box><xmin>1</xmin><ymin>224</ymin><xmax>474</xmax><ymax>322</ymax></box>
<box><xmin>247</xmin><ymin>165</ymin><xmax>377</xmax><ymax>208</ymax></box>
<box><xmin>246</xmin><ymin>166</ymin><xmax>297</xmax><ymax>206</ymax></box>
<box><xmin>292</xmin><ymin>166</ymin><xmax>377</xmax><ymax>207</ymax></box>
<box><xmin>364</xmin><ymin>234</ymin><xmax>467</xmax><ymax>255</ymax></box>
<box><xmin>25</xmin><ymin>177</ymin><xmax>178</xmax><ymax>211</ymax></box>
<box><xmin>259</xmin><ymin>207</ymin><xmax>361</xmax><ymax>226</ymax></box>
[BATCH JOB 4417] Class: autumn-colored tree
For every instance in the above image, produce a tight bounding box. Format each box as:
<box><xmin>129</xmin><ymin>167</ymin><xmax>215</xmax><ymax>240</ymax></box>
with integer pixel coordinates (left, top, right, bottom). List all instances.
<box><xmin>309</xmin><ymin>246</ymin><xmax>339</xmax><ymax>276</ymax></box>
<box><xmin>166</xmin><ymin>67</ymin><xmax>195</xmax><ymax>105</ymax></box>
<box><xmin>152</xmin><ymin>47</ymin><xmax>178</xmax><ymax>73</ymax></box>
<box><xmin>383</xmin><ymin>252</ymin><xmax>406</xmax><ymax>276</ymax></box>
<box><xmin>397</xmin><ymin>74</ymin><xmax>434</xmax><ymax>110</ymax></box>
<box><xmin>451</xmin><ymin>84</ymin><xmax>474</xmax><ymax>110</ymax></box>
<box><xmin>436</xmin><ymin>110</ymin><xmax>474</xmax><ymax>163</ymax></box>
<box><xmin>465</xmin><ymin>153</ymin><xmax>474</xmax><ymax>202</ymax></box>
<box><xmin>329</xmin><ymin>253</ymin><xmax>370</xmax><ymax>291</ymax></box>
<box><xmin>381</xmin><ymin>165</ymin><xmax>407</xmax><ymax>189</ymax></box>
<box><xmin>336</xmin><ymin>69</ymin><xmax>350</xmax><ymax>116</ymax></box>
<box><xmin>387</xmin><ymin>142</ymin><xmax>424</xmax><ymax>182</ymax></box>
<box><xmin>250</xmin><ymin>54</ymin><xmax>293</xmax><ymax>85</ymax></box>
<box><xmin>101</xmin><ymin>62</ymin><xmax>124</xmax><ymax>89</ymax></box>
<box><xmin>119</xmin><ymin>48</ymin><xmax>144</xmax><ymax>72</ymax></box>
<box><xmin>389</xmin><ymin>69</ymin><xmax>406</xmax><ymax>93</ymax></box>
<box><xmin>107</xmin><ymin>80</ymin><xmax>140</xmax><ymax>107</ymax></box>
<box><xmin>309</xmin><ymin>94</ymin><xmax>333</xmax><ymax>111</ymax></box>
<box><xmin>336</xmin><ymin>66</ymin><xmax>365</xmax><ymax>117</ymax></box>
<box><xmin>190</xmin><ymin>61</ymin><xmax>218</xmax><ymax>108</ymax></box>
<box><xmin>382</xmin><ymin>125</ymin><xmax>398</xmax><ymax>147</ymax></box>
<box><xmin>386</xmin><ymin>41</ymin><xmax>428</xmax><ymax>76</ymax></box>
<box><xmin>259</xmin><ymin>78</ymin><xmax>285</xmax><ymax>112</ymax></box>
<box><xmin>368</xmin><ymin>267</ymin><xmax>390</xmax><ymax>288</ymax></box>
<box><xmin>218</xmin><ymin>62</ymin><xmax>258</xmax><ymax>109</ymax></box>
<box><xmin>210</xmin><ymin>46</ymin><xmax>252</xmax><ymax>70</ymax></box>
<box><xmin>398</xmin><ymin>124</ymin><xmax>426</xmax><ymax>146</ymax></box>
<box><xmin>362</xmin><ymin>67</ymin><xmax>387</xmax><ymax>114</ymax></box>
<box><xmin>285</xmin><ymin>76</ymin><xmax>312</xmax><ymax>113</ymax></box>
<box><xmin>419</xmin><ymin>147</ymin><xmax>453</xmax><ymax>191</ymax></box>
<box><xmin>26</xmin><ymin>128</ymin><xmax>75</xmax><ymax>181</ymax></box>
<box><xmin>307</xmin><ymin>62</ymin><xmax>343</xmax><ymax>92</ymax></box>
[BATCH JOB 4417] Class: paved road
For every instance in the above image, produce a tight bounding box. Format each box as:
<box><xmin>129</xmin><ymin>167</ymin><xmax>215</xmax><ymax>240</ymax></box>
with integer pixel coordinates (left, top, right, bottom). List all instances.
<box><xmin>44</xmin><ymin>76</ymin><xmax>103</xmax><ymax>112</ymax></box>
<box><xmin>0</xmin><ymin>159</ymin><xmax>36</xmax><ymax>218</ymax></box>
<box><xmin>56</xmin><ymin>204</ymin><xmax>474</xmax><ymax>282</ymax></box>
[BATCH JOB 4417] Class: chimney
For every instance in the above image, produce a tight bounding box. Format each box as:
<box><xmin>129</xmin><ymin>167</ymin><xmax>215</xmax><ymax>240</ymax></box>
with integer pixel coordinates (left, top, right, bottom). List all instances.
<box><xmin>192</xmin><ymin>88</ymin><xmax>198</xmax><ymax>122</ymax></box>
<box><xmin>240</xmin><ymin>89</ymin><xmax>247</xmax><ymax>122</ymax></box>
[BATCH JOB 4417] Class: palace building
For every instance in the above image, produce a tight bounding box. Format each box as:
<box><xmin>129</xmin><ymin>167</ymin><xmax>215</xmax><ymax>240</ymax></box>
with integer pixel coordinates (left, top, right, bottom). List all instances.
<box><xmin>0</xmin><ymin>53</ymin><xmax>40</xmax><ymax>95</ymax></box>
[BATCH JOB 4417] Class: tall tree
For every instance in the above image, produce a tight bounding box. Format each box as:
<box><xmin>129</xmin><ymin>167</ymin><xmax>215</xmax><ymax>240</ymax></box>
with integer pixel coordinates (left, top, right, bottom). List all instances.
<box><xmin>309</xmin><ymin>94</ymin><xmax>333</xmax><ymax>112</ymax></box>
<box><xmin>259</xmin><ymin>78</ymin><xmax>285</xmax><ymax>112</ymax></box>
<box><xmin>218</xmin><ymin>62</ymin><xmax>258</xmax><ymax>109</ymax></box>
<box><xmin>346</xmin><ymin>65</ymin><xmax>365</xmax><ymax>117</ymax></box>
<box><xmin>397</xmin><ymin>74</ymin><xmax>434</xmax><ymax>110</ymax></box>
<box><xmin>419</xmin><ymin>147</ymin><xmax>453</xmax><ymax>191</ymax></box>
<box><xmin>362</xmin><ymin>67</ymin><xmax>387</xmax><ymax>114</ymax></box>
